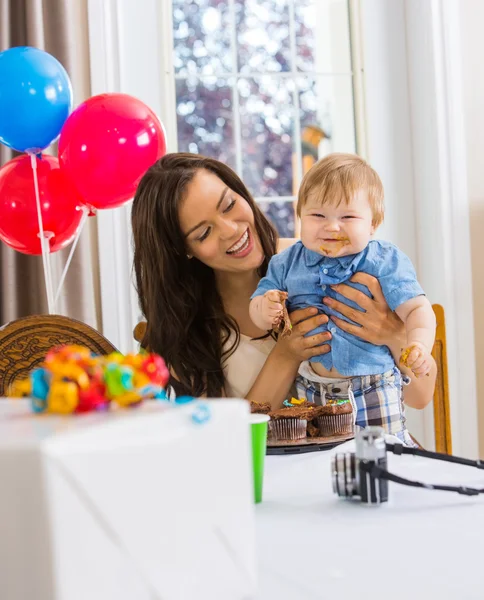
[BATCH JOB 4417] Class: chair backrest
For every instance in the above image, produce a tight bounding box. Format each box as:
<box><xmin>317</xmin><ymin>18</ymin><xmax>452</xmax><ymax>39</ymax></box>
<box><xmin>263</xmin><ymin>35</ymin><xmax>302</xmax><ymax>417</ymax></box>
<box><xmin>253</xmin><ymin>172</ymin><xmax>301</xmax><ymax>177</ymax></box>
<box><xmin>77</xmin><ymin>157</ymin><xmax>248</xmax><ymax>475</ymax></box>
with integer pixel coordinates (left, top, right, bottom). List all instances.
<box><xmin>133</xmin><ymin>321</ymin><xmax>147</xmax><ymax>346</ymax></box>
<box><xmin>0</xmin><ymin>314</ymin><xmax>118</xmax><ymax>397</ymax></box>
<box><xmin>431</xmin><ymin>304</ymin><xmax>452</xmax><ymax>453</ymax></box>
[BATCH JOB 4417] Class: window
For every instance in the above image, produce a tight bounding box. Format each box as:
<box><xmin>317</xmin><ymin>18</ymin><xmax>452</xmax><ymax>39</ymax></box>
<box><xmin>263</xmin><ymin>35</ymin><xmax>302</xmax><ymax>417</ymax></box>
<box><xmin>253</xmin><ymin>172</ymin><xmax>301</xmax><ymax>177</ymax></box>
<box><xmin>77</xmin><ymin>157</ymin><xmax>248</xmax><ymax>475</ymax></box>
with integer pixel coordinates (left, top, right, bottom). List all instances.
<box><xmin>172</xmin><ymin>0</ymin><xmax>357</xmax><ymax>236</ymax></box>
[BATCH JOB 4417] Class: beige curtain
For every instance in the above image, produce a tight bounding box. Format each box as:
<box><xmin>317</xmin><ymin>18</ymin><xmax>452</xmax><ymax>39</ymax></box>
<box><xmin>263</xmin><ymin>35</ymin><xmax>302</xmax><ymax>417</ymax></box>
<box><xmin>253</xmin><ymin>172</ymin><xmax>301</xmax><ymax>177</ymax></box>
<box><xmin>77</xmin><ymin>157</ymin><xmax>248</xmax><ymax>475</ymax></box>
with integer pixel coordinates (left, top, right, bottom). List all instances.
<box><xmin>0</xmin><ymin>0</ymin><xmax>101</xmax><ymax>329</ymax></box>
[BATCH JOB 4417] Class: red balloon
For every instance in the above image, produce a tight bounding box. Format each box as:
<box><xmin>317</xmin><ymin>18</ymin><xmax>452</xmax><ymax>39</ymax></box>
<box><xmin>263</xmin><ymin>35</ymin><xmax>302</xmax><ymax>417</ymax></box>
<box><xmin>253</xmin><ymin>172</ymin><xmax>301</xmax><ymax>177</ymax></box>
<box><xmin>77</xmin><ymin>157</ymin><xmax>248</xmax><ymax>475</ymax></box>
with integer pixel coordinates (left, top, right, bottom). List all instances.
<box><xmin>0</xmin><ymin>154</ymin><xmax>84</xmax><ymax>255</ymax></box>
<box><xmin>58</xmin><ymin>93</ymin><xmax>167</xmax><ymax>210</ymax></box>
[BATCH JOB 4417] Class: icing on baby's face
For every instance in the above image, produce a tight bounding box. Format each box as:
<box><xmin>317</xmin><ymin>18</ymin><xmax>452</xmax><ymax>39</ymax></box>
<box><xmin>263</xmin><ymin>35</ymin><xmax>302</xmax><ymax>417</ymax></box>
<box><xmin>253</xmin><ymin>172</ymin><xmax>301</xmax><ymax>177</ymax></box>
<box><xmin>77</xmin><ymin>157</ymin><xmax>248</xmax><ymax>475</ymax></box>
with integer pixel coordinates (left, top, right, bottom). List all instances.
<box><xmin>300</xmin><ymin>188</ymin><xmax>377</xmax><ymax>258</ymax></box>
<box><xmin>319</xmin><ymin>236</ymin><xmax>350</xmax><ymax>257</ymax></box>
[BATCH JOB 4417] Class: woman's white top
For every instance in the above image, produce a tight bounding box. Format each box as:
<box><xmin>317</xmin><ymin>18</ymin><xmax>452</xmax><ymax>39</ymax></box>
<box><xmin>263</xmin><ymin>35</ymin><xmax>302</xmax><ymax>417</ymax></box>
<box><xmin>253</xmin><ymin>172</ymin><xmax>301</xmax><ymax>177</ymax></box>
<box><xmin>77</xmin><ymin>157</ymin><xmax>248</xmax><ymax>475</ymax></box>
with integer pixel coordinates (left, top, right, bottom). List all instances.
<box><xmin>223</xmin><ymin>333</ymin><xmax>276</xmax><ymax>398</ymax></box>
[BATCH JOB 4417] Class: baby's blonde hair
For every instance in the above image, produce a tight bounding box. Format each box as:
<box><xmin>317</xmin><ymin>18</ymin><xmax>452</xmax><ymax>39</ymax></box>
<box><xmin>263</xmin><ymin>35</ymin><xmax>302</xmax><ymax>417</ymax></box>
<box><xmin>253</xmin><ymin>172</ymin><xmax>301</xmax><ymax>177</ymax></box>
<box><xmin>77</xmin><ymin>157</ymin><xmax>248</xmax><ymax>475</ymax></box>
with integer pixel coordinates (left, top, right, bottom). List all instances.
<box><xmin>297</xmin><ymin>153</ymin><xmax>384</xmax><ymax>227</ymax></box>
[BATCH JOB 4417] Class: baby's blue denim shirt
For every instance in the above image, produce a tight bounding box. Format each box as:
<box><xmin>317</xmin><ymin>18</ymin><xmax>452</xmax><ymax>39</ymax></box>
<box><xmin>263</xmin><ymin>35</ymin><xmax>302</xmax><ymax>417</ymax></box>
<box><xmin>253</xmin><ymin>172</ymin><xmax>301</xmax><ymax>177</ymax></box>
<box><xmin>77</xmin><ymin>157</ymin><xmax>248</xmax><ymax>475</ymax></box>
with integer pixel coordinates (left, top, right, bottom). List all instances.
<box><xmin>251</xmin><ymin>240</ymin><xmax>425</xmax><ymax>376</ymax></box>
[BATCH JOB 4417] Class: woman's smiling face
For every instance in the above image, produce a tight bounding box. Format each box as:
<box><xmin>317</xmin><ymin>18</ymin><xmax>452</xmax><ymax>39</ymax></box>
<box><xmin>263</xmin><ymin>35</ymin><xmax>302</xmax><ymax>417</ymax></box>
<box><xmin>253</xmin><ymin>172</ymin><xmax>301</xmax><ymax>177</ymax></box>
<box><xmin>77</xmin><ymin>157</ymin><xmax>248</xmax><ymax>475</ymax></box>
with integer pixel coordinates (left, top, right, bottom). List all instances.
<box><xmin>179</xmin><ymin>169</ymin><xmax>265</xmax><ymax>274</ymax></box>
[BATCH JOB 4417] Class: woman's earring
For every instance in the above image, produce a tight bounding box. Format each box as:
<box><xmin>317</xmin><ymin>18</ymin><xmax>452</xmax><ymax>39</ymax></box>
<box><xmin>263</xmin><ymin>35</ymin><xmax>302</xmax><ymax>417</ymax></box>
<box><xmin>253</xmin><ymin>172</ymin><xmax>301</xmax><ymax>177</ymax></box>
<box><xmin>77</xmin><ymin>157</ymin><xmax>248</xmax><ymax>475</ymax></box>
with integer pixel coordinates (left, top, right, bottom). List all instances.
<box><xmin>186</xmin><ymin>254</ymin><xmax>193</xmax><ymax>259</ymax></box>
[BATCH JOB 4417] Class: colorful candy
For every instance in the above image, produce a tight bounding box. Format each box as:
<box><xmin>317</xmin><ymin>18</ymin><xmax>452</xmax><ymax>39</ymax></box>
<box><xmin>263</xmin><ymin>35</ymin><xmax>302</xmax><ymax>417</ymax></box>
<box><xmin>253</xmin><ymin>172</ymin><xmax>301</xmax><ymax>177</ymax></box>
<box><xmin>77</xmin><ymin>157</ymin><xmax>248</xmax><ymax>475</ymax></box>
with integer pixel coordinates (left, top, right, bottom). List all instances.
<box><xmin>283</xmin><ymin>397</ymin><xmax>307</xmax><ymax>407</ymax></box>
<box><xmin>11</xmin><ymin>345</ymin><xmax>171</xmax><ymax>415</ymax></box>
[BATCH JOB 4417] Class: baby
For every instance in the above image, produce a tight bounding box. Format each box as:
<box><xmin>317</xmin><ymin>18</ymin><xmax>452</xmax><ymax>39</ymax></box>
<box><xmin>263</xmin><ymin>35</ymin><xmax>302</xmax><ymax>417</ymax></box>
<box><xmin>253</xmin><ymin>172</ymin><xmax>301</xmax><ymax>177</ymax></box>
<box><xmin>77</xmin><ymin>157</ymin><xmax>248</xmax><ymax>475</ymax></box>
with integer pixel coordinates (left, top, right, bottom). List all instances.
<box><xmin>249</xmin><ymin>153</ymin><xmax>436</xmax><ymax>445</ymax></box>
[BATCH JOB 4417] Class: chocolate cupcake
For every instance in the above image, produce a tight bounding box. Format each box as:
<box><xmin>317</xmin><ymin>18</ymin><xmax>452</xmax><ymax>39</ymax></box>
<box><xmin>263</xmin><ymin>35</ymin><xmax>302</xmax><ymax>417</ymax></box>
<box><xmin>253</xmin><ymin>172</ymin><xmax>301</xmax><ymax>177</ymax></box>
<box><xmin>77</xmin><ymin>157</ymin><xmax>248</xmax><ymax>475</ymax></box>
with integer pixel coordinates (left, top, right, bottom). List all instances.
<box><xmin>268</xmin><ymin>406</ymin><xmax>315</xmax><ymax>441</ymax></box>
<box><xmin>317</xmin><ymin>399</ymin><xmax>354</xmax><ymax>437</ymax></box>
<box><xmin>249</xmin><ymin>400</ymin><xmax>272</xmax><ymax>415</ymax></box>
<box><xmin>282</xmin><ymin>399</ymin><xmax>323</xmax><ymax>438</ymax></box>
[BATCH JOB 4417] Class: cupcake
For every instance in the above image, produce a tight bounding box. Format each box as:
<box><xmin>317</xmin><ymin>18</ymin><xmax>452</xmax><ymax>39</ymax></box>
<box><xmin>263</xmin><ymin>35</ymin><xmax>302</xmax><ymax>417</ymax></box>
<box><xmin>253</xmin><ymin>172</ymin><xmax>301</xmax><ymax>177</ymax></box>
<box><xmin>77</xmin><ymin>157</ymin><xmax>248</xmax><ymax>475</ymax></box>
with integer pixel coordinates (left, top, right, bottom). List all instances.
<box><xmin>317</xmin><ymin>399</ymin><xmax>354</xmax><ymax>437</ymax></box>
<box><xmin>282</xmin><ymin>398</ymin><xmax>323</xmax><ymax>438</ymax></box>
<box><xmin>268</xmin><ymin>406</ymin><xmax>314</xmax><ymax>441</ymax></box>
<box><xmin>249</xmin><ymin>400</ymin><xmax>271</xmax><ymax>415</ymax></box>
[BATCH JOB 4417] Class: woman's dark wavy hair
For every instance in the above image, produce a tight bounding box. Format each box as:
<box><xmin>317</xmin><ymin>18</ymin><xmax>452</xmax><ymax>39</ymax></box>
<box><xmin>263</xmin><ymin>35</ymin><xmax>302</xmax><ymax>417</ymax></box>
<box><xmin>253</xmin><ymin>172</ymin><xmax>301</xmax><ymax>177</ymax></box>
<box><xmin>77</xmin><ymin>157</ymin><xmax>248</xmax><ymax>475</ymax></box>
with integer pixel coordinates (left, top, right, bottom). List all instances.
<box><xmin>132</xmin><ymin>153</ymin><xmax>278</xmax><ymax>397</ymax></box>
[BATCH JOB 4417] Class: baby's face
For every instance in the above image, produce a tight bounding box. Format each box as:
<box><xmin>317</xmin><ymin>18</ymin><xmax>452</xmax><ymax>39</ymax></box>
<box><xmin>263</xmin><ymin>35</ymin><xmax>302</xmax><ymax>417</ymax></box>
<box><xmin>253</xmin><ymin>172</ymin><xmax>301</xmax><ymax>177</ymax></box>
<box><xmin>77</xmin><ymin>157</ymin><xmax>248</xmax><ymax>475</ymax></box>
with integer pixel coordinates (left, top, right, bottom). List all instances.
<box><xmin>300</xmin><ymin>188</ymin><xmax>376</xmax><ymax>258</ymax></box>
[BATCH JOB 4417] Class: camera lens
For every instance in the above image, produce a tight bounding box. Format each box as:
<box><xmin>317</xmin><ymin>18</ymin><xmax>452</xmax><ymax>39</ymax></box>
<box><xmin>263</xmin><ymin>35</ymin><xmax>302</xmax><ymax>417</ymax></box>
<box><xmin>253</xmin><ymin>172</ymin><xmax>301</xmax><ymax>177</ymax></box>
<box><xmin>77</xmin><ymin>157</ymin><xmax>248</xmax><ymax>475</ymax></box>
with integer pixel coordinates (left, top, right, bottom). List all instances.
<box><xmin>332</xmin><ymin>428</ymin><xmax>389</xmax><ymax>504</ymax></box>
<box><xmin>332</xmin><ymin>452</ymin><xmax>357</xmax><ymax>497</ymax></box>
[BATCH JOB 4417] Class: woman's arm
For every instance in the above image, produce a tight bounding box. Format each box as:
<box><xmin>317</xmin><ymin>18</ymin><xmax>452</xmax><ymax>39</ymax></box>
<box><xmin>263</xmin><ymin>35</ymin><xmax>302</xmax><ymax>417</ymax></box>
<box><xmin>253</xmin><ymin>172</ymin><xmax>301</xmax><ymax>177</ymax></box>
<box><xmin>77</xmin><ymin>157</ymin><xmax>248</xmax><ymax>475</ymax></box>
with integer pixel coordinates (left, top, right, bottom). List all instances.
<box><xmin>246</xmin><ymin>308</ymin><xmax>331</xmax><ymax>410</ymax></box>
<box><xmin>245</xmin><ymin>350</ymin><xmax>299</xmax><ymax>409</ymax></box>
<box><xmin>323</xmin><ymin>273</ymin><xmax>436</xmax><ymax>410</ymax></box>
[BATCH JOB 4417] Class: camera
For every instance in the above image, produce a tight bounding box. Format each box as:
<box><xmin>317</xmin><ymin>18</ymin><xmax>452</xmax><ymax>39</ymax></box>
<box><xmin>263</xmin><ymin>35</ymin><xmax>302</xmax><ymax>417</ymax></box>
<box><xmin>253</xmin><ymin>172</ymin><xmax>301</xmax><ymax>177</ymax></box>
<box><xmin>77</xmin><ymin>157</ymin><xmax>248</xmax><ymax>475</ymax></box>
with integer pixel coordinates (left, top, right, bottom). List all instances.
<box><xmin>332</xmin><ymin>426</ymin><xmax>484</xmax><ymax>504</ymax></box>
<box><xmin>332</xmin><ymin>426</ymin><xmax>389</xmax><ymax>505</ymax></box>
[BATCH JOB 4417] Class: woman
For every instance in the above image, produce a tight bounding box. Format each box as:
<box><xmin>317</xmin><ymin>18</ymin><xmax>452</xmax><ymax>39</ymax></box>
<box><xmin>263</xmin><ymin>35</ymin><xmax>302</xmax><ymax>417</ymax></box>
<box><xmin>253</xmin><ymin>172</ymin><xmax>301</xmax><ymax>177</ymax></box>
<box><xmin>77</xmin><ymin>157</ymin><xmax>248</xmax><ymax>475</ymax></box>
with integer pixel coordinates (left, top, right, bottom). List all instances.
<box><xmin>132</xmin><ymin>153</ymin><xmax>436</xmax><ymax>409</ymax></box>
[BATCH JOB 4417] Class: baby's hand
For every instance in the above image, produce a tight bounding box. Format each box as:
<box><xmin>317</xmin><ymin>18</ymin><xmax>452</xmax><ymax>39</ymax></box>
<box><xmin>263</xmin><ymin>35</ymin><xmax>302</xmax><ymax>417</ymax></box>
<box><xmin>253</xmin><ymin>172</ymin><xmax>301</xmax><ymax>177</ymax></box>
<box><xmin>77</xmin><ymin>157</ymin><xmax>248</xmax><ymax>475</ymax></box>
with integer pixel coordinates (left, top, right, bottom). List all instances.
<box><xmin>400</xmin><ymin>342</ymin><xmax>432</xmax><ymax>377</ymax></box>
<box><xmin>261</xmin><ymin>290</ymin><xmax>286</xmax><ymax>327</ymax></box>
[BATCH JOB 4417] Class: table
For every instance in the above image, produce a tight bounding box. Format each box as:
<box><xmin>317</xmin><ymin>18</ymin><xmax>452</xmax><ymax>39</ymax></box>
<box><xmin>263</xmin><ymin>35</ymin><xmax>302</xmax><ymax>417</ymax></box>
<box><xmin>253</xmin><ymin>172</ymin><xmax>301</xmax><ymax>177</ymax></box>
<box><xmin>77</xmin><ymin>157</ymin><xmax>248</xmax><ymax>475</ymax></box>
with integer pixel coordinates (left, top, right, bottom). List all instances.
<box><xmin>256</xmin><ymin>440</ymin><xmax>484</xmax><ymax>599</ymax></box>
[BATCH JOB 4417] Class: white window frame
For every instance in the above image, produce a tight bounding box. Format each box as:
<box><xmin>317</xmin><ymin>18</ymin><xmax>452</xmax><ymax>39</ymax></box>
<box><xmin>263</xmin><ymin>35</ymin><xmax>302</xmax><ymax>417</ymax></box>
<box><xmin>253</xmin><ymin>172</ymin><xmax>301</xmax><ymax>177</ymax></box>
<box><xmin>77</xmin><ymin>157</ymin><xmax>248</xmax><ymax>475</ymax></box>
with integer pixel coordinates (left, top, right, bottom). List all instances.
<box><xmin>88</xmin><ymin>0</ymin><xmax>478</xmax><ymax>456</ymax></box>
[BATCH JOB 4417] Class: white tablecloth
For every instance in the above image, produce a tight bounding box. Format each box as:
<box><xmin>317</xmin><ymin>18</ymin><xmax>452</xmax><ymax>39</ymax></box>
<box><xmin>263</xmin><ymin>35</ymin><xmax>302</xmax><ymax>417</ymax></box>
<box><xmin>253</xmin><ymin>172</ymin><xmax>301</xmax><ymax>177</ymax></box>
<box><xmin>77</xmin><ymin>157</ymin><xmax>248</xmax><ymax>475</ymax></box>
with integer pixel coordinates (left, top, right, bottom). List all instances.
<box><xmin>256</xmin><ymin>441</ymin><xmax>484</xmax><ymax>600</ymax></box>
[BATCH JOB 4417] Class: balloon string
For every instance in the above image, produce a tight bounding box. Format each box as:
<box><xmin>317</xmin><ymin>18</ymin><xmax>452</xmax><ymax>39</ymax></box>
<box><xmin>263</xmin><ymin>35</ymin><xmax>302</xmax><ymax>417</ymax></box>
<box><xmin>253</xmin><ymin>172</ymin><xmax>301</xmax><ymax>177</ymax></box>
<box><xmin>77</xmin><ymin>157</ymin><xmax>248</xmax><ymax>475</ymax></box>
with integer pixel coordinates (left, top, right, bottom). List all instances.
<box><xmin>30</xmin><ymin>153</ymin><xmax>55</xmax><ymax>314</ymax></box>
<box><xmin>54</xmin><ymin>205</ymin><xmax>89</xmax><ymax>307</ymax></box>
<box><xmin>44</xmin><ymin>233</ymin><xmax>55</xmax><ymax>312</ymax></box>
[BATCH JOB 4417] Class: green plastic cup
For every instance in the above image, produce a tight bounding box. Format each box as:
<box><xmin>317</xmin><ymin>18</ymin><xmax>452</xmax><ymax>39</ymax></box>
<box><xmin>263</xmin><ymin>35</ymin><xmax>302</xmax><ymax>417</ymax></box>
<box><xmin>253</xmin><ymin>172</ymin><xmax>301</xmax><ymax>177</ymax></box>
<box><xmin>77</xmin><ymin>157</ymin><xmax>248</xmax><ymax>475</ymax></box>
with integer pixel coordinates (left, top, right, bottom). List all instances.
<box><xmin>250</xmin><ymin>413</ymin><xmax>270</xmax><ymax>503</ymax></box>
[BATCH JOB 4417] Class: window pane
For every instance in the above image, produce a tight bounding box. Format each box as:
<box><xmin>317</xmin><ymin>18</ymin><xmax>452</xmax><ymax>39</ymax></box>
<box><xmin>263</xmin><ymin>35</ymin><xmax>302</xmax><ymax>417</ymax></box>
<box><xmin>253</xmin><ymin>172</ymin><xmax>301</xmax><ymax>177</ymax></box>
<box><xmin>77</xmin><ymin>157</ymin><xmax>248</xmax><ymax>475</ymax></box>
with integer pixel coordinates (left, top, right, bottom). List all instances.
<box><xmin>294</xmin><ymin>75</ymin><xmax>356</xmax><ymax>189</ymax></box>
<box><xmin>238</xmin><ymin>76</ymin><xmax>294</xmax><ymax>197</ymax></box>
<box><xmin>176</xmin><ymin>78</ymin><xmax>236</xmax><ymax>167</ymax></box>
<box><xmin>295</xmin><ymin>0</ymin><xmax>352</xmax><ymax>73</ymax></box>
<box><xmin>235</xmin><ymin>0</ymin><xmax>291</xmax><ymax>74</ymax></box>
<box><xmin>173</xmin><ymin>0</ymin><xmax>232</xmax><ymax>75</ymax></box>
<box><xmin>258</xmin><ymin>200</ymin><xmax>295</xmax><ymax>237</ymax></box>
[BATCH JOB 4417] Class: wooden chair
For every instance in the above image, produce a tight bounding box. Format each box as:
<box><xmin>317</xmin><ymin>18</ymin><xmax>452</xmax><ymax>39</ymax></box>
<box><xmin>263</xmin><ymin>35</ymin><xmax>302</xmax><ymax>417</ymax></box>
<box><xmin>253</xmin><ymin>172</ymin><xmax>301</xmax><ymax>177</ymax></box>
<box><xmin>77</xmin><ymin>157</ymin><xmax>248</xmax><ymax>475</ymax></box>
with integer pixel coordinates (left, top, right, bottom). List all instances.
<box><xmin>0</xmin><ymin>314</ymin><xmax>118</xmax><ymax>397</ymax></box>
<box><xmin>431</xmin><ymin>304</ymin><xmax>451</xmax><ymax>453</ymax></box>
<box><xmin>133</xmin><ymin>321</ymin><xmax>147</xmax><ymax>347</ymax></box>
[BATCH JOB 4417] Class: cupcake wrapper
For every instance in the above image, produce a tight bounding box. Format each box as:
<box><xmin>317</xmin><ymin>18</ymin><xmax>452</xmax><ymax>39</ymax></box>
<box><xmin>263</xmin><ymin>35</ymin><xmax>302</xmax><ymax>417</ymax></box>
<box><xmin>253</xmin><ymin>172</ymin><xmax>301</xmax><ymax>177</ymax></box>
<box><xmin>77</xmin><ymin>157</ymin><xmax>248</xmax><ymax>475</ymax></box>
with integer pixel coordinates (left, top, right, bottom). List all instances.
<box><xmin>269</xmin><ymin>418</ymin><xmax>307</xmax><ymax>441</ymax></box>
<box><xmin>317</xmin><ymin>413</ymin><xmax>354</xmax><ymax>437</ymax></box>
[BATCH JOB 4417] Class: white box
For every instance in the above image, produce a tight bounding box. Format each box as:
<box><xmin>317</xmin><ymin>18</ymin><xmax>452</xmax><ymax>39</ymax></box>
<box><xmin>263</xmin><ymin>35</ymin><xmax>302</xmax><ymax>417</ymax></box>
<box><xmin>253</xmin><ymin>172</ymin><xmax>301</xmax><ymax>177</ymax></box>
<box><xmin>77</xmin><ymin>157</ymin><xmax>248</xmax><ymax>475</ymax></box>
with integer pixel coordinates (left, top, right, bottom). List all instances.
<box><xmin>0</xmin><ymin>399</ymin><xmax>256</xmax><ymax>600</ymax></box>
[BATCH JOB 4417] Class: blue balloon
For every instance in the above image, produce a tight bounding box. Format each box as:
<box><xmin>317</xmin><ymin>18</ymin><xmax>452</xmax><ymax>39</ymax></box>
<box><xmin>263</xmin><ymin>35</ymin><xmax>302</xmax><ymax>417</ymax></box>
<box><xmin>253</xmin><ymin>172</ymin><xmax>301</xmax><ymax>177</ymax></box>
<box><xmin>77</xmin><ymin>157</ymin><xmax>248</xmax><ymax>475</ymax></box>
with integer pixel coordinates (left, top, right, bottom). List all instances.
<box><xmin>0</xmin><ymin>46</ymin><xmax>73</xmax><ymax>152</ymax></box>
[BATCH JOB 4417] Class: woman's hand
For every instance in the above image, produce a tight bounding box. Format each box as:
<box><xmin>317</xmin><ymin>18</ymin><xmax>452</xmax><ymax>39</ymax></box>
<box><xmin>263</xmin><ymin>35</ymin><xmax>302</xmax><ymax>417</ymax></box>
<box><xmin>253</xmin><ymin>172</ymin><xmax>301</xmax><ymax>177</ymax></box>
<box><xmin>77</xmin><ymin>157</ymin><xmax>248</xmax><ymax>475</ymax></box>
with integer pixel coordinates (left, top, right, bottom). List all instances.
<box><xmin>274</xmin><ymin>307</ymin><xmax>331</xmax><ymax>365</ymax></box>
<box><xmin>323</xmin><ymin>272</ymin><xmax>405</xmax><ymax>347</ymax></box>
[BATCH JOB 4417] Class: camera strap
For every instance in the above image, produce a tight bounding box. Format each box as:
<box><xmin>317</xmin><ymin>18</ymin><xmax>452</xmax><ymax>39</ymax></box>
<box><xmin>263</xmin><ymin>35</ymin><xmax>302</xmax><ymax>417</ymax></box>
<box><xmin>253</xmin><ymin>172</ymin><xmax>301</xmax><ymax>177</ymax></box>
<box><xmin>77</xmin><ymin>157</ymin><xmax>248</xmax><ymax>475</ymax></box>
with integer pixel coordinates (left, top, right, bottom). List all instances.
<box><xmin>386</xmin><ymin>443</ymin><xmax>484</xmax><ymax>469</ymax></box>
<box><xmin>361</xmin><ymin>462</ymin><xmax>484</xmax><ymax>497</ymax></box>
<box><xmin>359</xmin><ymin>444</ymin><xmax>484</xmax><ymax>497</ymax></box>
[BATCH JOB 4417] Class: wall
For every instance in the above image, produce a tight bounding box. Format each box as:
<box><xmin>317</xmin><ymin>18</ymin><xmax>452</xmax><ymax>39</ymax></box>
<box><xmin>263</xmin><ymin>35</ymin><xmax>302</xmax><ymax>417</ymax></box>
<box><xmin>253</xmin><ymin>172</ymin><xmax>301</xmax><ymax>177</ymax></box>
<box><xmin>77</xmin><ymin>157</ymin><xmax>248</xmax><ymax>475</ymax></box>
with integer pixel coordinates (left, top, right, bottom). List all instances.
<box><xmin>403</xmin><ymin>0</ymin><xmax>477</xmax><ymax>457</ymax></box>
<box><xmin>459</xmin><ymin>0</ymin><xmax>484</xmax><ymax>456</ymax></box>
